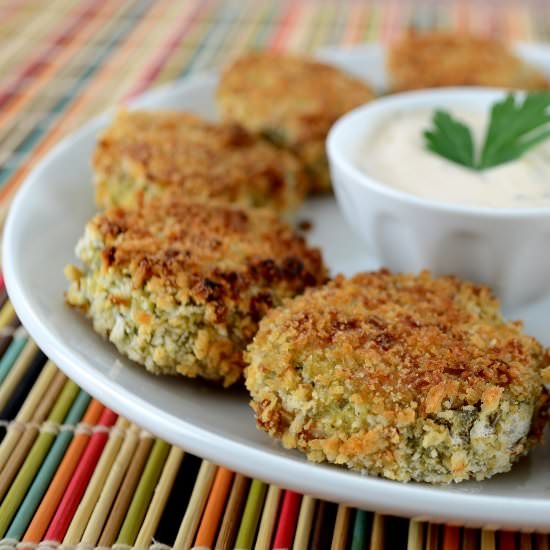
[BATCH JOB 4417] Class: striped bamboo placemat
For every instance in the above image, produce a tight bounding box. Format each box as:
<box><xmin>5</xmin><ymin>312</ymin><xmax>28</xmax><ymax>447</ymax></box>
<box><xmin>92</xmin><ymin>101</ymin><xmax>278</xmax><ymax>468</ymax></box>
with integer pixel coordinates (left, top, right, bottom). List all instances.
<box><xmin>0</xmin><ymin>291</ymin><xmax>547</xmax><ymax>549</ymax></box>
<box><xmin>2</xmin><ymin>1</ymin><xmax>550</xmax><ymax>548</ymax></box>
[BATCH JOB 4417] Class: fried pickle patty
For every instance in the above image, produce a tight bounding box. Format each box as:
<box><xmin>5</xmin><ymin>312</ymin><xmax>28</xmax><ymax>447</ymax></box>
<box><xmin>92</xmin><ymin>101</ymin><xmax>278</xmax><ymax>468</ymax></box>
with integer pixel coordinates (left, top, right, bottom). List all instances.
<box><xmin>246</xmin><ymin>270</ymin><xmax>549</xmax><ymax>483</ymax></box>
<box><xmin>217</xmin><ymin>52</ymin><xmax>375</xmax><ymax>193</ymax></box>
<box><xmin>65</xmin><ymin>195</ymin><xmax>326</xmax><ymax>386</ymax></box>
<box><xmin>388</xmin><ymin>31</ymin><xmax>549</xmax><ymax>91</ymax></box>
<box><xmin>92</xmin><ymin>109</ymin><xmax>308</xmax><ymax>212</ymax></box>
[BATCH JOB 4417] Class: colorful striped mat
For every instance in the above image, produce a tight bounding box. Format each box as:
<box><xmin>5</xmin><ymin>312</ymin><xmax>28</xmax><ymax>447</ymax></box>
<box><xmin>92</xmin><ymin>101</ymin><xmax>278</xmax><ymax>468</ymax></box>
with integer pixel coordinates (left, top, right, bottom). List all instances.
<box><xmin>0</xmin><ymin>293</ymin><xmax>547</xmax><ymax>550</ymax></box>
<box><xmin>2</xmin><ymin>1</ymin><xmax>550</xmax><ymax>548</ymax></box>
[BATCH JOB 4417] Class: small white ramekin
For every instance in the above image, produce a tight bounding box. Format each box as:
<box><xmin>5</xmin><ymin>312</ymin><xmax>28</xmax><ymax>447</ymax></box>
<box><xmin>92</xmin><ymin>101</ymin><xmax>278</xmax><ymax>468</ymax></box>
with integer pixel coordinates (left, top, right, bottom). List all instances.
<box><xmin>327</xmin><ymin>88</ymin><xmax>550</xmax><ymax>308</ymax></box>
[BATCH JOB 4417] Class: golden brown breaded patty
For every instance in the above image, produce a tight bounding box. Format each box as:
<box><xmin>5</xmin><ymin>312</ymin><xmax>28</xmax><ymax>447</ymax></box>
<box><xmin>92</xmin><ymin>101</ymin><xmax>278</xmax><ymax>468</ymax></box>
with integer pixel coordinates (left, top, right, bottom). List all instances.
<box><xmin>217</xmin><ymin>52</ymin><xmax>375</xmax><ymax>193</ymax></box>
<box><xmin>93</xmin><ymin>109</ymin><xmax>307</xmax><ymax>212</ymax></box>
<box><xmin>388</xmin><ymin>31</ymin><xmax>549</xmax><ymax>91</ymax></box>
<box><xmin>246</xmin><ymin>270</ymin><xmax>549</xmax><ymax>483</ymax></box>
<box><xmin>65</xmin><ymin>195</ymin><xmax>326</xmax><ymax>386</ymax></box>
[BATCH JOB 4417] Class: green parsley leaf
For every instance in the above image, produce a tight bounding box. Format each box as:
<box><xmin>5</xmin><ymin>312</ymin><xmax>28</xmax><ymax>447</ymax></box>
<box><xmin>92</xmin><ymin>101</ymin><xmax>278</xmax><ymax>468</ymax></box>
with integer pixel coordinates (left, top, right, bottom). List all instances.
<box><xmin>479</xmin><ymin>92</ymin><xmax>550</xmax><ymax>169</ymax></box>
<box><xmin>423</xmin><ymin>111</ymin><xmax>475</xmax><ymax>168</ymax></box>
<box><xmin>424</xmin><ymin>92</ymin><xmax>550</xmax><ymax>171</ymax></box>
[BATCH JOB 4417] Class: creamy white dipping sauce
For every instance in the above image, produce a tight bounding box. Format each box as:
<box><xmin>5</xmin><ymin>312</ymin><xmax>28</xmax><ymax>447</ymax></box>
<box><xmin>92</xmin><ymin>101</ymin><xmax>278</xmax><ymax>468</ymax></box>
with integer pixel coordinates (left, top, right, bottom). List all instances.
<box><xmin>360</xmin><ymin>109</ymin><xmax>550</xmax><ymax>208</ymax></box>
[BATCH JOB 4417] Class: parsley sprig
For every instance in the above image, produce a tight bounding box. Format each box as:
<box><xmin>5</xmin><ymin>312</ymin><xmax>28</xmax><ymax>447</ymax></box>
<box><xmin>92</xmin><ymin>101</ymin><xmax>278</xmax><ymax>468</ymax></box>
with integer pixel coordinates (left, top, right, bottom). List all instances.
<box><xmin>423</xmin><ymin>92</ymin><xmax>550</xmax><ymax>171</ymax></box>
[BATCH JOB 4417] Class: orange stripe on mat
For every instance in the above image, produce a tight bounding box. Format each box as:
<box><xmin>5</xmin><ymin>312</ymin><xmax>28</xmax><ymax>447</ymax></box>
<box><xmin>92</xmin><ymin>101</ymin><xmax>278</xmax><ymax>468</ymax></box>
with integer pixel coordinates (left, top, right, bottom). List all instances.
<box><xmin>194</xmin><ymin>467</ymin><xmax>234</xmax><ymax>548</ymax></box>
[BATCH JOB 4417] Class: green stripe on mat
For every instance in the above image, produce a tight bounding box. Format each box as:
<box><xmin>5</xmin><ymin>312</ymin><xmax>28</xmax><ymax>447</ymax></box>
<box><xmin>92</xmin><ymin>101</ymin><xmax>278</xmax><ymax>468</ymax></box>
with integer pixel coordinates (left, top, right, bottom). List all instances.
<box><xmin>116</xmin><ymin>439</ymin><xmax>171</xmax><ymax>546</ymax></box>
<box><xmin>0</xmin><ymin>332</ymin><xmax>28</xmax><ymax>385</ymax></box>
<box><xmin>351</xmin><ymin>509</ymin><xmax>370</xmax><ymax>550</ymax></box>
<box><xmin>235</xmin><ymin>480</ymin><xmax>267</xmax><ymax>550</ymax></box>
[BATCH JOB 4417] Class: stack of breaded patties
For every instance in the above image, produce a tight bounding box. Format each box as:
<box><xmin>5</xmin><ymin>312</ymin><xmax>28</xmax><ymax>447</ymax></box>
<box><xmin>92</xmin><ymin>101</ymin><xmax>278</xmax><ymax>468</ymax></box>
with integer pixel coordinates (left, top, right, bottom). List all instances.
<box><xmin>68</xmin><ymin>51</ymin><xmax>376</xmax><ymax>385</ymax></box>
<box><xmin>93</xmin><ymin>110</ymin><xmax>308</xmax><ymax>212</ymax></box>
<box><xmin>246</xmin><ymin>270</ymin><xmax>550</xmax><ymax>483</ymax></box>
<box><xmin>66</xmin><ymin>47</ymin><xmax>550</xmax><ymax>484</ymax></box>
<box><xmin>388</xmin><ymin>31</ymin><xmax>549</xmax><ymax>91</ymax></box>
<box><xmin>217</xmin><ymin>52</ymin><xmax>375</xmax><ymax>192</ymax></box>
<box><xmin>65</xmin><ymin>195</ymin><xmax>326</xmax><ymax>386</ymax></box>
<box><xmin>70</xmin><ymin>62</ymin><xmax>342</xmax><ymax>384</ymax></box>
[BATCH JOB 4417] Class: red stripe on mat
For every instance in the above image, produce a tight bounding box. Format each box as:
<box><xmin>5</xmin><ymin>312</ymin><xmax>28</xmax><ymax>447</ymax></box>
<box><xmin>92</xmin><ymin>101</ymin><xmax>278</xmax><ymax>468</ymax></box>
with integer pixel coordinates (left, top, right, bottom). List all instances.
<box><xmin>268</xmin><ymin>2</ymin><xmax>303</xmax><ymax>50</ymax></box>
<box><xmin>272</xmin><ymin>490</ymin><xmax>301</xmax><ymax>550</ymax></box>
<box><xmin>44</xmin><ymin>408</ymin><xmax>118</xmax><ymax>542</ymax></box>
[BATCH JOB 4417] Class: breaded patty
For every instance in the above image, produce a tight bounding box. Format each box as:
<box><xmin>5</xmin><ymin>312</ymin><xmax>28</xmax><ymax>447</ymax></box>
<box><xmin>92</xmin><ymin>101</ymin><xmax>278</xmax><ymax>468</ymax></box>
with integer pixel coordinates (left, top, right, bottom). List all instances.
<box><xmin>93</xmin><ymin>110</ymin><xmax>307</xmax><ymax>212</ymax></box>
<box><xmin>217</xmin><ymin>52</ymin><xmax>375</xmax><ymax>193</ymax></box>
<box><xmin>388</xmin><ymin>31</ymin><xmax>549</xmax><ymax>92</ymax></box>
<box><xmin>246</xmin><ymin>270</ymin><xmax>549</xmax><ymax>483</ymax></box>
<box><xmin>65</xmin><ymin>196</ymin><xmax>326</xmax><ymax>386</ymax></box>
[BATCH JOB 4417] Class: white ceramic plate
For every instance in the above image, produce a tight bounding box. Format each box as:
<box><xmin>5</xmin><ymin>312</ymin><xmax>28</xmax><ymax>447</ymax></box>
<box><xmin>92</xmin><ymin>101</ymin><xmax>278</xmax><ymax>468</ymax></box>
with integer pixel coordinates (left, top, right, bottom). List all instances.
<box><xmin>5</xmin><ymin>44</ymin><xmax>550</xmax><ymax>531</ymax></box>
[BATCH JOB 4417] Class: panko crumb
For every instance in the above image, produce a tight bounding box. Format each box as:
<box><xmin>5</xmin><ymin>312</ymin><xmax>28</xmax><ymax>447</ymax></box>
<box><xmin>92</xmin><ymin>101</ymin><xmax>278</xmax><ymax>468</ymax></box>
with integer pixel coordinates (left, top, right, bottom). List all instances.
<box><xmin>245</xmin><ymin>270</ymin><xmax>549</xmax><ymax>483</ymax></box>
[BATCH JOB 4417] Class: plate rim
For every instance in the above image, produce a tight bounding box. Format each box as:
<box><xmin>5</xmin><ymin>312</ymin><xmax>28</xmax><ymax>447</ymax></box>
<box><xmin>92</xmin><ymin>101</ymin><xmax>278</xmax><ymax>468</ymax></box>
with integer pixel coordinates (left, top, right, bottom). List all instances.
<box><xmin>5</xmin><ymin>42</ymin><xmax>550</xmax><ymax>531</ymax></box>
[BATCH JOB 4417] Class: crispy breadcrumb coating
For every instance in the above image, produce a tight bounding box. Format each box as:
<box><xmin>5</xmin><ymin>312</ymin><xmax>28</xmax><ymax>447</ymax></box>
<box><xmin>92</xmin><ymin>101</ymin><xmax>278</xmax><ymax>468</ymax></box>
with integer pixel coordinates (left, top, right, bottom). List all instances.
<box><xmin>93</xmin><ymin>110</ymin><xmax>308</xmax><ymax>212</ymax></box>
<box><xmin>246</xmin><ymin>270</ymin><xmax>549</xmax><ymax>482</ymax></box>
<box><xmin>217</xmin><ymin>52</ymin><xmax>375</xmax><ymax>193</ymax></box>
<box><xmin>388</xmin><ymin>31</ymin><xmax>549</xmax><ymax>92</ymax></box>
<box><xmin>65</xmin><ymin>196</ymin><xmax>326</xmax><ymax>386</ymax></box>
